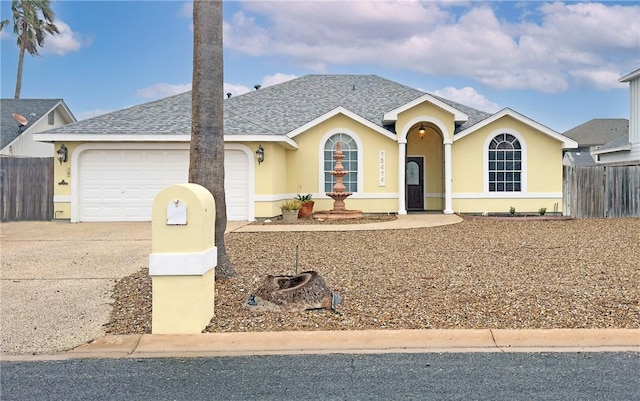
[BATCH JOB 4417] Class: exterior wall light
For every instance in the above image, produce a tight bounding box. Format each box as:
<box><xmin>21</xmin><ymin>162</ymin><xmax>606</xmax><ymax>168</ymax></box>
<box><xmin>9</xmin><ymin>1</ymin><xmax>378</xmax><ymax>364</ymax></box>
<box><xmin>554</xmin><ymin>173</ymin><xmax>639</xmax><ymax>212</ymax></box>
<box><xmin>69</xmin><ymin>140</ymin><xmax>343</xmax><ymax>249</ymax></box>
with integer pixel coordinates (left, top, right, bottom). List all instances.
<box><xmin>418</xmin><ymin>123</ymin><xmax>426</xmax><ymax>139</ymax></box>
<box><xmin>56</xmin><ymin>144</ymin><xmax>68</xmax><ymax>165</ymax></box>
<box><xmin>256</xmin><ymin>145</ymin><xmax>265</xmax><ymax>164</ymax></box>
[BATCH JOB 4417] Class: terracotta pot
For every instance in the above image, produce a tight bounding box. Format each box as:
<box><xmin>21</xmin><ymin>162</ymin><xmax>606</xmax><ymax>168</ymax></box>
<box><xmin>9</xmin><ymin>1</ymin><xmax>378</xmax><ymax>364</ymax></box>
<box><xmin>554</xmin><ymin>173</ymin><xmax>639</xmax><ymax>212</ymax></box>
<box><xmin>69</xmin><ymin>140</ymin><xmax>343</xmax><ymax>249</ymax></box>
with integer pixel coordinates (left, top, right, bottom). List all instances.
<box><xmin>298</xmin><ymin>201</ymin><xmax>315</xmax><ymax>218</ymax></box>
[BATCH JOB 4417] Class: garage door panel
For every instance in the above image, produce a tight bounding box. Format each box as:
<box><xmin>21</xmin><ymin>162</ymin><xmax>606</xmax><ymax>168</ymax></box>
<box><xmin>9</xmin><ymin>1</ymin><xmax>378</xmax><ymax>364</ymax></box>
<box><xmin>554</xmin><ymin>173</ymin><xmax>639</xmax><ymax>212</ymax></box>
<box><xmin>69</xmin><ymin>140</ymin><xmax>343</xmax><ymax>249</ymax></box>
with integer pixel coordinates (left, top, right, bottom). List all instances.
<box><xmin>79</xmin><ymin>148</ymin><xmax>249</xmax><ymax>222</ymax></box>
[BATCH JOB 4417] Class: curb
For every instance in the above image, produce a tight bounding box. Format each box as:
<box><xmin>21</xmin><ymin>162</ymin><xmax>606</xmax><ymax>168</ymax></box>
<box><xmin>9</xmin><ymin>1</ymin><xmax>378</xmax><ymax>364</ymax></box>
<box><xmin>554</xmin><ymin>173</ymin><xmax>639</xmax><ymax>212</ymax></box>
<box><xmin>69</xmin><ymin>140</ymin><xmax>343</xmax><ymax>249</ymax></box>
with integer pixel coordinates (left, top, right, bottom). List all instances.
<box><xmin>2</xmin><ymin>329</ymin><xmax>638</xmax><ymax>361</ymax></box>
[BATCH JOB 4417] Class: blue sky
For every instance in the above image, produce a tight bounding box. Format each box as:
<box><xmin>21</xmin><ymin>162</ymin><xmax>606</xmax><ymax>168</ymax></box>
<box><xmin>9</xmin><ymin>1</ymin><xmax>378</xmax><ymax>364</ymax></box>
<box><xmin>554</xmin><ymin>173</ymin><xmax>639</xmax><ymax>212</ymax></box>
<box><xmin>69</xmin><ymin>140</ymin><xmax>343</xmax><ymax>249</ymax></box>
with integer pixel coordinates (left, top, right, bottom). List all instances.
<box><xmin>1</xmin><ymin>0</ymin><xmax>638</xmax><ymax>132</ymax></box>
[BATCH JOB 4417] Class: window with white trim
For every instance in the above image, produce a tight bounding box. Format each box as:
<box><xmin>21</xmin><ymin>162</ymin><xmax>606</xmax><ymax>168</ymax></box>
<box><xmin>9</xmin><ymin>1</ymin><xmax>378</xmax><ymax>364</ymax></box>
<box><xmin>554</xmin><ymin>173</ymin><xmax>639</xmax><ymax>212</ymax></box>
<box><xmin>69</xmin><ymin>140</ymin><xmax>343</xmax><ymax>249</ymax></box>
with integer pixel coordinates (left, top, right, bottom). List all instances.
<box><xmin>488</xmin><ymin>133</ymin><xmax>521</xmax><ymax>192</ymax></box>
<box><xmin>324</xmin><ymin>133</ymin><xmax>357</xmax><ymax>192</ymax></box>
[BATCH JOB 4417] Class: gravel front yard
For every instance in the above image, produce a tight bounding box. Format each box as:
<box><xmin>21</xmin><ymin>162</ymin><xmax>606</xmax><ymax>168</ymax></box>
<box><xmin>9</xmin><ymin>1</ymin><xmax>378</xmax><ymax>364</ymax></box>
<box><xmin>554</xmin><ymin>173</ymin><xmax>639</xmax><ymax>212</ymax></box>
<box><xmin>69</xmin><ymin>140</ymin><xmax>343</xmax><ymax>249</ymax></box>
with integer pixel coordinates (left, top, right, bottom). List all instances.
<box><xmin>105</xmin><ymin>217</ymin><xmax>640</xmax><ymax>335</ymax></box>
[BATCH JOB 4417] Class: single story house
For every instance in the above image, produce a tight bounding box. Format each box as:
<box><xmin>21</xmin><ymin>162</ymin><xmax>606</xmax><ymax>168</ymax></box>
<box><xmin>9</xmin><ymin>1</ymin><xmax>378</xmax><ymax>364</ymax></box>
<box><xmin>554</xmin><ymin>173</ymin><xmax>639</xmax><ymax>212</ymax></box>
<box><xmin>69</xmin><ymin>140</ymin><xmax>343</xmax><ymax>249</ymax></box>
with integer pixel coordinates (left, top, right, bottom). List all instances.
<box><xmin>592</xmin><ymin>68</ymin><xmax>640</xmax><ymax>164</ymax></box>
<box><xmin>1</xmin><ymin>98</ymin><xmax>76</xmax><ymax>157</ymax></box>
<box><xmin>34</xmin><ymin>74</ymin><xmax>578</xmax><ymax>222</ymax></box>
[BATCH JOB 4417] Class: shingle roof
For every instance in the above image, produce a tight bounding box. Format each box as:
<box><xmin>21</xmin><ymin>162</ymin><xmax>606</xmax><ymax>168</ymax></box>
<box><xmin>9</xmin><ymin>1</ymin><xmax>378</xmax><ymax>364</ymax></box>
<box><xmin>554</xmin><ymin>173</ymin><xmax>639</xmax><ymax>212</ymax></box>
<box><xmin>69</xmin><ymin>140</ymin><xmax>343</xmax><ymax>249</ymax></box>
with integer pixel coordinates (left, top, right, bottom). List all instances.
<box><xmin>39</xmin><ymin>74</ymin><xmax>493</xmax><ymax>138</ymax></box>
<box><xmin>562</xmin><ymin>118</ymin><xmax>629</xmax><ymax>147</ymax></box>
<box><xmin>1</xmin><ymin>98</ymin><xmax>64</xmax><ymax>148</ymax></box>
<box><xmin>563</xmin><ymin>151</ymin><xmax>597</xmax><ymax>166</ymax></box>
<box><xmin>593</xmin><ymin>133</ymin><xmax>631</xmax><ymax>152</ymax></box>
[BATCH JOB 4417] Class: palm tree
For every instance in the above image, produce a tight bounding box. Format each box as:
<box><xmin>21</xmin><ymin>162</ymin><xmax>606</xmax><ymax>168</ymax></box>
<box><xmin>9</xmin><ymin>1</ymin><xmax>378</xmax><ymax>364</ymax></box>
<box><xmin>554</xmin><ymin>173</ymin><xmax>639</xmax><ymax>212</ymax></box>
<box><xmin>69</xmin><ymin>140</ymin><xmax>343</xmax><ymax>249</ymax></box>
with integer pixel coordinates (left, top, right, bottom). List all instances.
<box><xmin>9</xmin><ymin>0</ymin><xmax>59</xmax><ymax>98</ymax></box>
<box><xmin>189</xmin><ymin>0</ymin><xmax>235</xmax><ymax>279</ymax></box>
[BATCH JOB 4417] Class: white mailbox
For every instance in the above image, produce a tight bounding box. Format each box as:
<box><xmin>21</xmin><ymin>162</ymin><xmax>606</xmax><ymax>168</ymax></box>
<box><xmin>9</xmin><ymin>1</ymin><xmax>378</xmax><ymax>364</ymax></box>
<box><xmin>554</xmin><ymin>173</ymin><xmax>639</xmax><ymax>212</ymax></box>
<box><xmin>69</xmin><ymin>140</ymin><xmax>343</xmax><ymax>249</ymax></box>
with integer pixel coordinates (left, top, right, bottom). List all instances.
<box><xmin>166</xmin><ymin>200</ymin><xmax>187</xmax><ymax>225</ymax></box>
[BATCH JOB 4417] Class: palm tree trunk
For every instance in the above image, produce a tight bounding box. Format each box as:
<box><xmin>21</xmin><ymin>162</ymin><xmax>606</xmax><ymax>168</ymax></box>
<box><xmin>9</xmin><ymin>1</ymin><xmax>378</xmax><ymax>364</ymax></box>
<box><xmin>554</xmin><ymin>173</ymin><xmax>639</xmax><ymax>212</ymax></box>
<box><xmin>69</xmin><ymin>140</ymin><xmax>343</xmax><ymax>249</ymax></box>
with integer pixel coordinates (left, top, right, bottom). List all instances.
<box><xmin>189</xmin><ymin>0</ymin><xmax>235</xmax><ymax>279</ymax></box>
<box><xmin>14</xmin><ymin>44</ymin><xmax>25</xmax><ymax>98</ymax></box>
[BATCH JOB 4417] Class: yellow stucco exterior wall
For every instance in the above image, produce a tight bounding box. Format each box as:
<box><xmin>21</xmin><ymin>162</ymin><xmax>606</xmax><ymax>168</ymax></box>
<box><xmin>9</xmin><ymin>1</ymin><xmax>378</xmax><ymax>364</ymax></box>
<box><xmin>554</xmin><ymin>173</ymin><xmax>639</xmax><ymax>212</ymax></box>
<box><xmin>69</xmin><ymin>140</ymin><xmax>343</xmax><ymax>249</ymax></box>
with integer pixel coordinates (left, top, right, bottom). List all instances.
<box><xmin>52</xmin><ymin>101</ymin><xmax>569</xmax><ymax>221</ymax></box>
<box><xmin>52</xmin><ymin>141</ymin><xmax>82</xmax><ymax>220</ymax></box>
<box><xmin>451</xmin><ymin>115</ymin><xmax>565</xmax><ymax>213</ymax></box>
<box><xmin>252</xmin><ymin>113</ymin><xmax>401</xmax><ymax>217</ymax></box>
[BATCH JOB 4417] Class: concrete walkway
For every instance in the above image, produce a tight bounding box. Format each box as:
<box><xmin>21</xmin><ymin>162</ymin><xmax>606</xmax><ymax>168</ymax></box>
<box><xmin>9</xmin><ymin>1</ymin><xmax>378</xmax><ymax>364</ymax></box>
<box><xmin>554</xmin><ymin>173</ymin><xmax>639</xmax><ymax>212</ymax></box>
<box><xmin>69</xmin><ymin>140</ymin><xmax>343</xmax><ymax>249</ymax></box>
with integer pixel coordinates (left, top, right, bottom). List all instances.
<box><xmin>227</xmin><ymin>213</ymin><xmax>463</xmax><ymax>232</ymax></box>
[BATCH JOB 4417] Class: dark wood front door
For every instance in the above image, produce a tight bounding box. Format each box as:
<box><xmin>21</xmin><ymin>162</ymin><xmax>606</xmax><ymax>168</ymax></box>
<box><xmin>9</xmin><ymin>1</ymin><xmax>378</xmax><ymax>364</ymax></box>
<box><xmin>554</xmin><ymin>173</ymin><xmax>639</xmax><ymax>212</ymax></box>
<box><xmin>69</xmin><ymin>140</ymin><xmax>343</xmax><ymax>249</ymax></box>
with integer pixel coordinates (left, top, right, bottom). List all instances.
<box><xmin>406</xmin><ymin>157</ymin><xmax>424</xmax><ymax>210</ymax></box>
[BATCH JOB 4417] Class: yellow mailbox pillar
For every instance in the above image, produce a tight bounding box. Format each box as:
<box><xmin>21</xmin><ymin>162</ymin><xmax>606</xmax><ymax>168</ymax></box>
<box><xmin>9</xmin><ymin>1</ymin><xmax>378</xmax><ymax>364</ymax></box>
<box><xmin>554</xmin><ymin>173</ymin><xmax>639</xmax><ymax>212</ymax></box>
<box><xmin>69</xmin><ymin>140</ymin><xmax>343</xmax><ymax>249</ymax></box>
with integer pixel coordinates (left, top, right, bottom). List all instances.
<box><xmin>149</xmin><ymin>183</ymin><xmax>216</xmax><ymax>334</ymax></box>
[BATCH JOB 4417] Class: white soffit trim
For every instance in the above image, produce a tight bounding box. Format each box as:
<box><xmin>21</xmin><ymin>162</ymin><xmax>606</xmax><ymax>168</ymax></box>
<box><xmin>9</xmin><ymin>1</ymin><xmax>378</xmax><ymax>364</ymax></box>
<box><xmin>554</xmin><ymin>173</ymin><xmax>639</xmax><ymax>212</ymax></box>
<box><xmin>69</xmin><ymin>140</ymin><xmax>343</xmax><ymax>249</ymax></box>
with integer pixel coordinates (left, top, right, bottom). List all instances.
<box><xmin>149</xmin><ymin>247</ymin><xmax>217</xmax><ymax>276</ymax></box>
<box><xmin>454</xmin><ymin>108</ymin><xmax>579</xmax><ymax>149</ymax></box>
<box><xmin>382</xmin><ymin>94</ymin><xmax>468</xmax><ymax>125</ymax></box>
<box><xmin>32</xmin><ymin>133</ymin><xmax>300</xmax><ymax>149</ymax></box>
<box><xmin>33</xmin><ymin>134</ymin><xmax>190</xmax><ymax>142</ymax></box>
<box><xmin>619</xmin><ymin>68</ymin><xmax>640</xmax><ymax>83</ymax></box>
<box><xmin>591</xmin><ymin>143</ymin><xmax>632</xmax><ymax>155</ymax></box>
<box><xmin>286</xmin><ymin>106</ymin><xmax>396</xmax><ymax>141</ymax></box>
<box><xmin>224</xmin><ymin>134</ymin><xmax>299</xmax><ymax>150</ymax></box>
<box><xmin>56</xmin><ymin>101</ymin><xmax>78</xmax><ymax>123</ymax></box>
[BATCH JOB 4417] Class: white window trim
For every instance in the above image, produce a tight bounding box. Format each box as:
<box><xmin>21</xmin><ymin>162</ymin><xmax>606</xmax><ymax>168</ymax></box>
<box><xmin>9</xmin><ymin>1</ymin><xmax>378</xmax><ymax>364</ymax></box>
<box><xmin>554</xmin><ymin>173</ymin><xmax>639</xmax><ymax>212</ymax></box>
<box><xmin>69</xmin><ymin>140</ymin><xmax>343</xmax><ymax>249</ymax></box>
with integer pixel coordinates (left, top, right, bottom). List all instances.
<box><xmin>317</xmin><ymin>128</ymin><xmax>364</xmax><ymax>194</ymax></box>
<box><xmin>483</xmin><ymin>129</ymin><xmax>528</xmax><ymax>194</ymax></box>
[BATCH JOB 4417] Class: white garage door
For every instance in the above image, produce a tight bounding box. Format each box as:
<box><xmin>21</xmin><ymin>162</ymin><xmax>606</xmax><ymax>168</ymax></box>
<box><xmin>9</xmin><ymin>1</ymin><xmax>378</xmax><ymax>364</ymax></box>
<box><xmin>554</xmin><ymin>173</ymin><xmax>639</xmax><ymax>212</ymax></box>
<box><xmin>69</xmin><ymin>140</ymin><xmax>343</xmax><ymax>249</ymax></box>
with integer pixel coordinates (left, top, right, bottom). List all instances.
<box><xmin>78</xmin><ymin>148</ymin><xmax>249</xmax><ymax>221</ymax></box>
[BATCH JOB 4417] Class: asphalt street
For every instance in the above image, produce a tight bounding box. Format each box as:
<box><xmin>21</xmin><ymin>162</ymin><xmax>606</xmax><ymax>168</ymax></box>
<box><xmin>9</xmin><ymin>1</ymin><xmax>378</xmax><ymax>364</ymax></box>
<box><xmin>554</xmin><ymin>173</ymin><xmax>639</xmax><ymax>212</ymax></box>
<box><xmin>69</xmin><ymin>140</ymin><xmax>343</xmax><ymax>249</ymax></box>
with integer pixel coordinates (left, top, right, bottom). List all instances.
<box><xmin>2</xmin><ymin>352</ymin><xmax>638</xmax><ymax>400</ymax></box>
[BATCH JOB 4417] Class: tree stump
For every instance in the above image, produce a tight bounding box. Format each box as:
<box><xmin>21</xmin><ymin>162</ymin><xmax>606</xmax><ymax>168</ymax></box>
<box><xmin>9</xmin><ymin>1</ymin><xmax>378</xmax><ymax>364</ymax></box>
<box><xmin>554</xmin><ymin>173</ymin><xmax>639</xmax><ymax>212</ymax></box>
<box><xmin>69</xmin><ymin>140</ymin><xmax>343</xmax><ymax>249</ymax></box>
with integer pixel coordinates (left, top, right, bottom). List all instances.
<box><xmin>247</xmin><ymin>271</ymin><xmax>337</xmax><ymax>312</ymax></box>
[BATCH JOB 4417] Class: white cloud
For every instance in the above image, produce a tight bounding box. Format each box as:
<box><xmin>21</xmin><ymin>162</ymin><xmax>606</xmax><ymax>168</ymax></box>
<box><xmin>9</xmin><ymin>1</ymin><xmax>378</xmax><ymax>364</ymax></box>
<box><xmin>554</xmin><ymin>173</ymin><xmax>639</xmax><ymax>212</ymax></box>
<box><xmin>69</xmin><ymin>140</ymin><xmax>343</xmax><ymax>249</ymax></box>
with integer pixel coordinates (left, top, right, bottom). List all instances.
<box><xmin>41</xmin><ymin>20</ymin><xmax>90</xmax><ymax>56</ymax></box>
<box><xmin>223</xmin><ymin>1</ymin><xmax>640</xmax><ymax>93</ymax></box>
<box><xmin>224</xmin><ymin>82</ymin><xmax>251</xmax><ymax>97</ymax></box>
<box><xmin>224</xmin><ymin>73</ymin><xmax>298</xmax><ymax>97</ymax></box>
<box><xmin>179</xmin><ymin>2</ymin><xmax>193</xmax><ymax>18</ymax></box>
<box><xmin>136</xmin><ymin>83</ymin><xmax>192</xmax><ymax>99</ymax></box>
<box><xmin>432</xmin><ymin>86</ymin><xmax>501</xmax><ymax>113</ymax></box>
<box><xmin>134</xmin><ymin>72</ymin><xmax>297</xmax><ymax>101</ymax></box>
<box><xmin>261</xmin><ymin>73</ymin><xmax>297</xmax><ymax>87</ymax></box>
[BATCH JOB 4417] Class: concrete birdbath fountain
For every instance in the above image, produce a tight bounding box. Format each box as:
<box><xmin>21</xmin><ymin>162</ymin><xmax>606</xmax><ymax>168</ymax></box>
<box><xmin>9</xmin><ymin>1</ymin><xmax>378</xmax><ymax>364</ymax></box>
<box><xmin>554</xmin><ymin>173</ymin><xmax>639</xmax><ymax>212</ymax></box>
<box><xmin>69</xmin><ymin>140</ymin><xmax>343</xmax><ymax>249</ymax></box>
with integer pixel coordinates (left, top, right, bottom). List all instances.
<box><xmin>313</xmin><ymin>141</ymin><xmax>363</xmax><ymax>220</ymax></box>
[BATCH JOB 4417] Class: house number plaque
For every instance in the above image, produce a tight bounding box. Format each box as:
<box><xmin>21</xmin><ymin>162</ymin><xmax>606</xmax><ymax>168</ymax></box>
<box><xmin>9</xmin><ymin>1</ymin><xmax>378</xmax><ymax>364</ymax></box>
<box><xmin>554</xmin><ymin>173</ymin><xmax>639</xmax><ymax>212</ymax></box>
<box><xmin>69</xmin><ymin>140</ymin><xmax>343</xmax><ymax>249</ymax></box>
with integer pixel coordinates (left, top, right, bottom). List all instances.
<box><xmin>378</xmin><ymin>151</ymin><xmax>386</xmax><ymax>187</ymax></box>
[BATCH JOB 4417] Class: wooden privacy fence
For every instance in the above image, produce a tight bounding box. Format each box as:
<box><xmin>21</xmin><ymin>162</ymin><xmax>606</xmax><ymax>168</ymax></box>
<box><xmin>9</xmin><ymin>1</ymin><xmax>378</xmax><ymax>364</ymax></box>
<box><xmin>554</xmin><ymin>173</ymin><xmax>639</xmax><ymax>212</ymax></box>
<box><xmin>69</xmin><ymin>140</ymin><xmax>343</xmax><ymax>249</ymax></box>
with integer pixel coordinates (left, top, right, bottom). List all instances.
<box><xmin>563</xmin><ymin>164</ymin><xmax>640</xmax><ymax>218</ymax></box>
<box><xmin>0</xmin><ymin>157</ymin><xmax>54</xmax><ymax>221</ymax></box>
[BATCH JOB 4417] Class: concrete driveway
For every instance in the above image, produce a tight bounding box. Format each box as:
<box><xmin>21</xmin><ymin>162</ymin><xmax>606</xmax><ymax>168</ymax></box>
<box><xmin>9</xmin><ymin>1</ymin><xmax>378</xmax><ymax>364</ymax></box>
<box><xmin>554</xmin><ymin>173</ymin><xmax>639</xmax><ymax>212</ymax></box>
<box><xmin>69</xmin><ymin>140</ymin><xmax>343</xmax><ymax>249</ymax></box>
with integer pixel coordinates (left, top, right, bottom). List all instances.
<box><xmin>1</xmin><ymin>221</ymin><xmax>153</xmax><ymax>354</ymax></box>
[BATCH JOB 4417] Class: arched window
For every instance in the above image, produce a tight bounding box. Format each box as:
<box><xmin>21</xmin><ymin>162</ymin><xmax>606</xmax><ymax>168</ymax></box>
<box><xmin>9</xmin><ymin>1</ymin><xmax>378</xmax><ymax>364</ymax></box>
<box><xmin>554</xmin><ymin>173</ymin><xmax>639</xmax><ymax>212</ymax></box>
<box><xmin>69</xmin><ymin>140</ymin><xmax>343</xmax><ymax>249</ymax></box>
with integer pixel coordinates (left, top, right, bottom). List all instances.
<box><xmin>324</xmin><ymin>133</ymin><xmax>357</xmax><ymax>192</ymax></box>
<box><xmin>488</xmin><ymin>133</ymin><xmax>521</xmax><ymax>192</ymax></box>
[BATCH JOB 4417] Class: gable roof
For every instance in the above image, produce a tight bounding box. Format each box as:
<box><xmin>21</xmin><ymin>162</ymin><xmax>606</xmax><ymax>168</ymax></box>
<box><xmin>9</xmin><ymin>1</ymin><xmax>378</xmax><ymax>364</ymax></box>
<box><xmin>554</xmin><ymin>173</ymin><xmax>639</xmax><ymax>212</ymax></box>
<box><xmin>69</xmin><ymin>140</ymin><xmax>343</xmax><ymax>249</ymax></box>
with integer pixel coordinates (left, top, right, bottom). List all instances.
<box><xmin>35</xmin><ymin>75</ymin><xmax>494</xmax><ymax>142</ymax></box>
<box><xmin>1</xmin><ymin>98</ymin><xmax>74</xmax><ymax>148</ymax></box>
<box><xmin>455</xmin><ymin>108</ymin><xmax>578</xmax><ymax>148</ymax></box>
<box><xmin>382</xmin><ymin>93</ymin><xmax>469</xmax><ymax>125</ymax></box>
<box><xmin>562</xmin><ymin>118</ymin><xmax>629</xmax><ymax>147</ymax></box>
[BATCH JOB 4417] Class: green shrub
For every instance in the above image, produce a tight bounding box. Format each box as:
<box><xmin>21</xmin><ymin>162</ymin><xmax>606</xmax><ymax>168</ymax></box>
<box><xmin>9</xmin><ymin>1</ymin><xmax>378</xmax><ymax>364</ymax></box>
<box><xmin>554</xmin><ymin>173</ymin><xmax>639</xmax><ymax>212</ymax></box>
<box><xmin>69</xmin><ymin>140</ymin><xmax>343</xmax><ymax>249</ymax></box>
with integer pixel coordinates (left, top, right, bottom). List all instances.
<box><xmin>509</xmin><ymin>206</ymin><xmax>516</xmax><ymax>215</ymax></box>
<box><xmin>539</xmin><ymin>207</ymin><xmax>547</xmax><ymax>216</ymax></box>
<box><xmin>295</xmin><ymin>193</ymin><xmax>313</xmax><ymax>203</ymax></box>
<box><xmin>280</xmin><ymin>199</ymin><xmax>302</xmax><ymax>211</ymax></box>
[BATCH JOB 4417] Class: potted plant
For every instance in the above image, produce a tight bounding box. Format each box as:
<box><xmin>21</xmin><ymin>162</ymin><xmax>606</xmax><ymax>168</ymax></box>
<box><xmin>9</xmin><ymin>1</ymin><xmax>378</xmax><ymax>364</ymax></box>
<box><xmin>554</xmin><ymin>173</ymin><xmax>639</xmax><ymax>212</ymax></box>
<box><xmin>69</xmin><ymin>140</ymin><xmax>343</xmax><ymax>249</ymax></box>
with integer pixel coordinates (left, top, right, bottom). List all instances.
<box><xmin>280</xmin><ymin>199</ymin><xmax>302</xmax><ymax>223</ymax></box>
<box><xmin>295</xmin><ymin>193</ymin><xmax>315</xmax><ymax>218</ymax></box>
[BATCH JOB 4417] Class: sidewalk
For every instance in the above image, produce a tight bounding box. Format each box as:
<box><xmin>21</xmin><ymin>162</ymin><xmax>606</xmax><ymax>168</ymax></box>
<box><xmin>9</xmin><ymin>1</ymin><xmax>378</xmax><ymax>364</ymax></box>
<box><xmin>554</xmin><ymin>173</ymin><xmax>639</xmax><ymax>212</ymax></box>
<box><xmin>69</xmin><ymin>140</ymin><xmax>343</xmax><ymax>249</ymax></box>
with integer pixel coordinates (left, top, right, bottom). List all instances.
<box><xmin>2</xmin><ymin>329</ymin><xmax>638</xmax><ymax>361</ymax></box>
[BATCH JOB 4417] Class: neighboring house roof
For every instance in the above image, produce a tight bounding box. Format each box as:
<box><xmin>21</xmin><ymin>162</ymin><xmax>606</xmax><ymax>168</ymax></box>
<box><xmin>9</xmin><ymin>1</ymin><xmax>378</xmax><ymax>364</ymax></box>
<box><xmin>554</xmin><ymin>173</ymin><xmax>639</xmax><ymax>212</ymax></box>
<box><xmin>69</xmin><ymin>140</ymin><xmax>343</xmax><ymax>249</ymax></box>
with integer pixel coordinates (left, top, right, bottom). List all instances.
<box><xmin>563</xmin><ymin>151</ymin><xmax>597</xmax><ymax>166</ymax></box>
<box><xmin>562</xmin><ymin>118</ymin><xmax>629</xmax><ymax>148</ymax></box>
<box><xmin>591</xmin><ymin>134</ymin><xmax>631</xmax><ymax>155</ymax></box>
<box><xmin>619</xmin><ymin>68</ymin><xmax>640</xmax><ymax>83</ymax></box>
<box><xmin>1</xmin><ymin>98</ymin><xmax>74</xmax><ymax>149</ymax></box>
<box><xmin>34</xmin><ymin>75</ymin><xmax>492</xmax><ymax>141</ymax></box>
